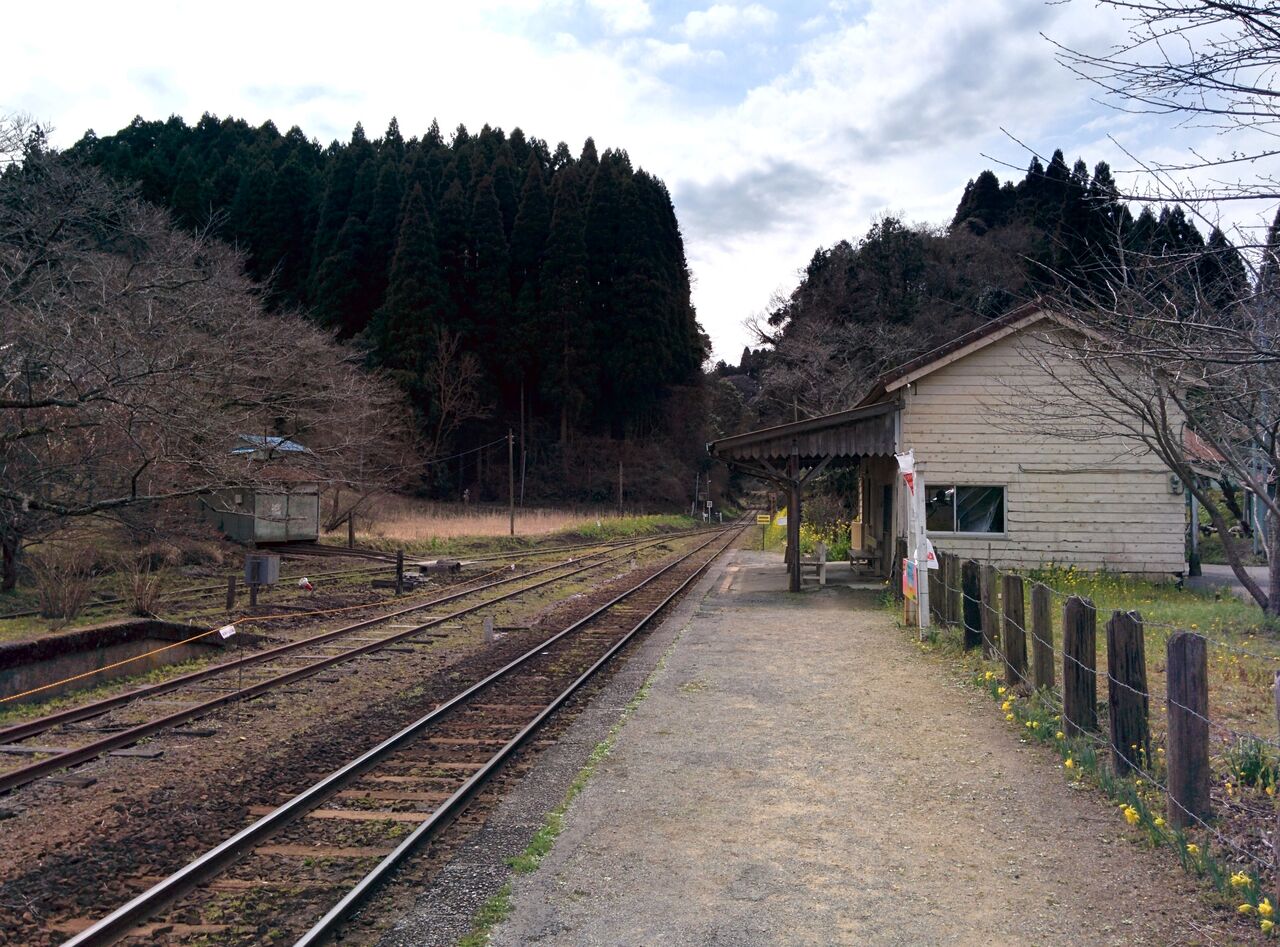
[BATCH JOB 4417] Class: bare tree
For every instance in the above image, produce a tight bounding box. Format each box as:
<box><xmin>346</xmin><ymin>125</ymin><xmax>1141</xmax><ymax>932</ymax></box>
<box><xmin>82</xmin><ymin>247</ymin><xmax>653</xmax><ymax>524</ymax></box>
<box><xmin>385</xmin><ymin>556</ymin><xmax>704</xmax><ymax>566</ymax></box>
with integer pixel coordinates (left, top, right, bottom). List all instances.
<box><xmin>0</xmin><ymin>124</ymin><xmax>414</xmax><ymax>589</ymax></box>
<box><xmin>1052</xmin><ymin>1</ymin><xmax>1280</xmax><ymax>209</ymax></box>
<box><xmin>421</xmin><ymin>326</ymin><xmax>487</xmax><ymax>460</ymax></box>
<box><xmin>1033</xmin><ymin>1</ymin><xmax>1280</xmax><ymax>612</ymax></box>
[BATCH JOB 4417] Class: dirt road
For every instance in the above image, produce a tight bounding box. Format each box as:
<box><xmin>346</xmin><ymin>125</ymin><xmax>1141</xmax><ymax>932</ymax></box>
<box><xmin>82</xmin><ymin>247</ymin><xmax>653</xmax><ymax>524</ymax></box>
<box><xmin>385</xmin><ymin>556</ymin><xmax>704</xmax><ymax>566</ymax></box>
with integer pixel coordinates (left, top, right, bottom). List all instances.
<box><xmin>490</xmin><ymin>549</ymin><xmax>1245</xmax><ymax>945</ymax></box>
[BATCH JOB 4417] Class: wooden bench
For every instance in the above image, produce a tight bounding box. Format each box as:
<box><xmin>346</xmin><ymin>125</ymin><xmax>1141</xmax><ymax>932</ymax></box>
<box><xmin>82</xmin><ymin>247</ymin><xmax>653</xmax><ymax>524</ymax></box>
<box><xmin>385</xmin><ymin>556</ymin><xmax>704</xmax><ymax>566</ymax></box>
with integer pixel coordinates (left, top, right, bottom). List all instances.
<box><xmin>800</xmin><ymin>542</ymin><xmax>828</xmax><ymax>587</ymax></box>
<box><xmin>848</xmin><ymin>552</ymin><xmax>881</xmax><ymax>575</ymax></box>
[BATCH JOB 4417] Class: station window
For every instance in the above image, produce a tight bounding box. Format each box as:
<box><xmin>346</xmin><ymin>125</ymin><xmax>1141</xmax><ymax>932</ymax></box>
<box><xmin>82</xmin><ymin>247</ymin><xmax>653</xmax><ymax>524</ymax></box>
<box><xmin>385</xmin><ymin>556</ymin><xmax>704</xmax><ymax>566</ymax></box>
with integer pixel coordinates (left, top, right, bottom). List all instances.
<box><xmin>924</xmin><ymin>485</ymin><xmax>1006</xmax><ymax>534</ymax></box>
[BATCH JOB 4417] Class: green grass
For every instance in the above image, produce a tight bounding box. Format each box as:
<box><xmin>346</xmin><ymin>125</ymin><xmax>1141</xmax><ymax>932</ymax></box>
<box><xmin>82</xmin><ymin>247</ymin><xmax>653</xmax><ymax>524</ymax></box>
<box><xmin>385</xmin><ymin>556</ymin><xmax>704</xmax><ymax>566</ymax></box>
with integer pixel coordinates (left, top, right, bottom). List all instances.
<box><xmin>0</xmin><ymin>654</ymin><xmax>213</xmax><ymax>727</ymax></box>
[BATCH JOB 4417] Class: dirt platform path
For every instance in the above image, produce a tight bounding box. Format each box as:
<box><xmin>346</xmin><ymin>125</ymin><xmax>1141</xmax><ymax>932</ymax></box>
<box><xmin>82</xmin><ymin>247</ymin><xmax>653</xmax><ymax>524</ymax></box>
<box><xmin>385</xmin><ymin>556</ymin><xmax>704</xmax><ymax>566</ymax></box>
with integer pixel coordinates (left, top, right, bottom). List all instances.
<box><xmin>490</xmin><ymin>550</ymin><xmax>1241</xmax><ymax>946</ymax></box>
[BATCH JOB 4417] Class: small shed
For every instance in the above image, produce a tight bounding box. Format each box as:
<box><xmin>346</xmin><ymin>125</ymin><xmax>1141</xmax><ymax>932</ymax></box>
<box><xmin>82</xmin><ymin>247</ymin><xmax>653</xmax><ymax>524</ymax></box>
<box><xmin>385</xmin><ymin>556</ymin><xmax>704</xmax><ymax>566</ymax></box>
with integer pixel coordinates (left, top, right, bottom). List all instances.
<box><xmin>200</xmin><ymin>436</ymin><xmax>321</xmax><ymax>544</ymax></box>
<box><xmin>709</xmin><ymin>305</ymin><xmax>1189</xmax><ymax>589</ymax></box>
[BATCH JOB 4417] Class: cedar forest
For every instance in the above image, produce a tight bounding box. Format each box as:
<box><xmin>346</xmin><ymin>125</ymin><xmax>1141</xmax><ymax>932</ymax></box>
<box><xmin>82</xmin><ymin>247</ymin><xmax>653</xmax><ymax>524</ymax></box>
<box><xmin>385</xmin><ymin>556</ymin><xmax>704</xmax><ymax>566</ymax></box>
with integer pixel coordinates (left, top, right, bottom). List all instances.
<box><xmin>76</xmin><ymin>116</ymin><xmax>1260</xmax><ymax>504</ymax></box>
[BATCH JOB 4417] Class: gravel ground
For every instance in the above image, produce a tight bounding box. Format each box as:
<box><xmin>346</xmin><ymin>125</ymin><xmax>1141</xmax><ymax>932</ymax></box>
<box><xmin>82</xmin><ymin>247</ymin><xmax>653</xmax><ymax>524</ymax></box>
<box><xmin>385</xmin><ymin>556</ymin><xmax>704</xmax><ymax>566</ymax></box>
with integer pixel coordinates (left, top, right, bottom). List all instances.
<box><xmin>490</xmin><ymin>550</ymin><xmax>1249</xmax><ymax>946</ymax></box>
<box><xmin>0</xmin><ymin>540</ymin><xmax>693</xmax><ymax>945</ymax></box>
<box><xmin>368</xmin><ymin>535</ymin><xmax>727</xmax><ymax>947</ymax></box>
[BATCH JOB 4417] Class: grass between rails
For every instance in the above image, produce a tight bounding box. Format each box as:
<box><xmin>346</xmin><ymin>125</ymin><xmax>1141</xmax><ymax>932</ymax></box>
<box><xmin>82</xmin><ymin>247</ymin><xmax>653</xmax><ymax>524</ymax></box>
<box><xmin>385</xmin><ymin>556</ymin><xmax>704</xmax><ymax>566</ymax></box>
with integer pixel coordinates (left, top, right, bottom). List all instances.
<box><xmin>322</xmin><ymin>498</ymin><xmax>701</xmax><ymax>555</ymax></box>
<box><xmin>894</xmin><ymin>585</ymin><xmax>1280</xmax><ymax>941</ymax></box>
<box><xmin>457</xmin><ymin>633</ymin><xmax>679</xmax><ymax>947</ymax></box>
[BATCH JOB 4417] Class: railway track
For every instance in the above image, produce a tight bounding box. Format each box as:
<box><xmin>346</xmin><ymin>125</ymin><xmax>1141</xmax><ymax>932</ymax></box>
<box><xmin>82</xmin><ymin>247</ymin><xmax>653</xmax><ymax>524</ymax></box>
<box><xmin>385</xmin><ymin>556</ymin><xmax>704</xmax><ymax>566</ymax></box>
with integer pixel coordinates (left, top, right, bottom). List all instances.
<box><xmin>0</xmin><ymin>529</ymin><xmax>710</xmax><ymax>795</ymax></box>
<box><xmin>0</xmin><ymin>525</ymin><xmax>719</xmax><ymax>622</ymax></box>
<box><xmin>54</xmin><ymin>522</ymin><xmax>742</xmax><ymax>946</ymax></box>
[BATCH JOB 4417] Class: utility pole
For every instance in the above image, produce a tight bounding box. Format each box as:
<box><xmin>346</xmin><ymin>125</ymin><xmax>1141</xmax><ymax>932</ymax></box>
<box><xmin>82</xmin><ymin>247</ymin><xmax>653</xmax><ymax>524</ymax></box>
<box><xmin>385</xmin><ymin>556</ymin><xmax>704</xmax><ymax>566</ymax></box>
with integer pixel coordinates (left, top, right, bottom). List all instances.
<box><xmin>519</xmin><ymin>383</ymin><xmax>526</xmax><ymax>507</ymax></box>
<box><xmin>617</xmin><ymin>449</ymin><xmax>624</xmax><ymax>515</ymax></box>
<box><xmin>508</xmin><ymin>429</ymin><xmax>515</xmax><ymax>537</ymax></box>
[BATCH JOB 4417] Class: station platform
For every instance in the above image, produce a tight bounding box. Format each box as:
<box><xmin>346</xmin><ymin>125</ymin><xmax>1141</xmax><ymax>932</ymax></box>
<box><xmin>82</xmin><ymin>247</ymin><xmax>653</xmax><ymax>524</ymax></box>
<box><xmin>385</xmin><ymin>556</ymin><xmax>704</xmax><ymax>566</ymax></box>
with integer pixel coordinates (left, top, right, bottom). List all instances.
<box><xmin>484</xmin><ymin>549</ymin><xmax>1210</xmax><ymax>946</ymax></box>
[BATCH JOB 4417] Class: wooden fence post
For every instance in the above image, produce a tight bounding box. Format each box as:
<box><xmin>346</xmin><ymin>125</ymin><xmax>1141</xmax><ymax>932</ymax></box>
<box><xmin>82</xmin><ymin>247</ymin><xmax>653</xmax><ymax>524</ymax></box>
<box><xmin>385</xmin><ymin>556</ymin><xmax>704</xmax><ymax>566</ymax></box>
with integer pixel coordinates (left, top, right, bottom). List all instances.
<box><xmin>1062</xmin><ymin>595</ymin><xmax>1097</xmax><ymax>738</ymax></box>
<box><xmin>961</xmin><ymin>560</ymin><xmax>982</xmax><ymax>650</ymax></box>
<box><xmin>395</xmin><ymin>549</ymin><xmax>405</xmax><ymax>596</ymax></box>
<box><xmin>1166</xmin><ymin>632</ymin><xmax>1210</xmax><ymax>829</ymax></box>
<box><xmin>1002</xmin><ymin>574</ymin><xmax>1027</xmax><ymax>689</ymax></box>
<box><xmin>1106</xmin><ymin>610</ymin><xmax>1150</xmax><ymax>776</ymax></box>
<box><xmin>946</xmin><ymin>554</ymin><xmax>960</xmax><ymax>627</ymax></box>
<box><xmin>1030</xmin><ymin>583</ymin><xmax>1054</xmax><ymax>690</ymax></box>
<box><xmin>225</xmin><ymin>575</ymin><xmax>237</xmax><ymax>613</ymax></box>
<box><xmin>980</xmin><ymin>564</ymin><xmax>999</xmax><ymax>660</ymax></box>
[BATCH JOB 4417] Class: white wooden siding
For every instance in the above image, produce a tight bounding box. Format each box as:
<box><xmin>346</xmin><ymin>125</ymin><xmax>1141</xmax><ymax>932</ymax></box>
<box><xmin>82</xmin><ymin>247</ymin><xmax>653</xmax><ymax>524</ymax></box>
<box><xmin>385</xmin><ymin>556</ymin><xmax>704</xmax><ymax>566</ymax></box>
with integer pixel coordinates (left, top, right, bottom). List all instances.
<box><xmin>899</xmin><ymin>322</ymin><xmax>1186</xmax><ymax>575</ymax></box>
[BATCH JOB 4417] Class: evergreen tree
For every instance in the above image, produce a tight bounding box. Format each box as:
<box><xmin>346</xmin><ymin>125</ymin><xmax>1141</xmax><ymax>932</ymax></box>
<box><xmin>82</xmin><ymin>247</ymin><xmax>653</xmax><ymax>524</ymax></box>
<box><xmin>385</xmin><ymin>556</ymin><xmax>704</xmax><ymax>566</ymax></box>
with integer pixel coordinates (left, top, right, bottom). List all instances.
<box><xmin>539</xmin><ymin>165</ymin><xmax>591</xmax><ymax>444</ymax></box>
<box><xmin>367</xmin><ymin>183</ymin><xmax>446</xmax><ymax>392</ymax></box>
<box><xmin>470</xmin><ymin>175</ymin><xmax>513</xmax><ymax>385</ymax></box>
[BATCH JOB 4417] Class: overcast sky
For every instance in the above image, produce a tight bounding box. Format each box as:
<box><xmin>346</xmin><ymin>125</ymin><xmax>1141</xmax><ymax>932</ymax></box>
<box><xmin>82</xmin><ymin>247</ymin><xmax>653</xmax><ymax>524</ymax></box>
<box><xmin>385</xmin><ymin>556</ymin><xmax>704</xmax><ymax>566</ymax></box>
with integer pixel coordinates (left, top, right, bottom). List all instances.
<box><xmin>5</xmin><ymin>0</ymin><xmax>1269</xmax><ymax>362</ymax></box>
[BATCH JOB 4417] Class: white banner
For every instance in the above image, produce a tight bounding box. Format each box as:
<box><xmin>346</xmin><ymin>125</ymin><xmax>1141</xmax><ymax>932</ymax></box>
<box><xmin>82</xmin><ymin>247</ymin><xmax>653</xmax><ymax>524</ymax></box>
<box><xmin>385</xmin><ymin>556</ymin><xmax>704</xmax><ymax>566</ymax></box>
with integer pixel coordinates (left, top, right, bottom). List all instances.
<box><xmin>218</xmin><ymin>624</ymin><xmax>237</xmax><ymax>639</ymax></box>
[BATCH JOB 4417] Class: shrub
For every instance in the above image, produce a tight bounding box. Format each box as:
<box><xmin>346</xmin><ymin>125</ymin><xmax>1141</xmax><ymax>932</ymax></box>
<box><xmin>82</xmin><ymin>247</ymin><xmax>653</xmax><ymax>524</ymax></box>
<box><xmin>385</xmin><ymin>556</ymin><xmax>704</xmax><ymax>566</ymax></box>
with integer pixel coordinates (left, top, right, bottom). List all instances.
<box><xmin>28</xmin><ymin>546</ymin><xmax>98</xmax><ymax>626</ymax></box>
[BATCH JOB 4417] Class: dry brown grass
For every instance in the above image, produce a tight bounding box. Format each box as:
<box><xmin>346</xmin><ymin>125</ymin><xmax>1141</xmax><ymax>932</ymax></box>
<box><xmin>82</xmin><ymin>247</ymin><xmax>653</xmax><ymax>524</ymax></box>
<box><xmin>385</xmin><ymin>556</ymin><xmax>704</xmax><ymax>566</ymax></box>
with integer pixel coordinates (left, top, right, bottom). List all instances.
<box><xmin>324</xmin><ymin>496</ymin><xmax>634</xmax><ymax>545</ymax></box>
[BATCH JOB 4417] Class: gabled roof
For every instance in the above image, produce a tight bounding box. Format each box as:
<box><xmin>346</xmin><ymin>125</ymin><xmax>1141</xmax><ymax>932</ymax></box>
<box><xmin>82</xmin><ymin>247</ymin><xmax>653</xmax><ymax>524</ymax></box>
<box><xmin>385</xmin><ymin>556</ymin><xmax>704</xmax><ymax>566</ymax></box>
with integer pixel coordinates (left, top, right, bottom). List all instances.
<box><xmin>707</xmin><ymin>399</ymin><xmax>898</xmax><ymax>465</ymax></box>
<box><xmin>857</xmin><ymin>300</ymin><xmax>1052</xmax><ymax>406</ymax></box>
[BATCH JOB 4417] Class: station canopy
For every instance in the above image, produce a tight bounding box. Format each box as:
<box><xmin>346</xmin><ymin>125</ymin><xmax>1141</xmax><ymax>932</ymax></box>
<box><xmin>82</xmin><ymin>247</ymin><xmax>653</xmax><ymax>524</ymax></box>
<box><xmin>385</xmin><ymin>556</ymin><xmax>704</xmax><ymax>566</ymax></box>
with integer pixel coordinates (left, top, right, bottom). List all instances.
<box><xmin>706</xmin><ymin>400</ymin><xmax>897</xmax><ymax>476</ymax></box>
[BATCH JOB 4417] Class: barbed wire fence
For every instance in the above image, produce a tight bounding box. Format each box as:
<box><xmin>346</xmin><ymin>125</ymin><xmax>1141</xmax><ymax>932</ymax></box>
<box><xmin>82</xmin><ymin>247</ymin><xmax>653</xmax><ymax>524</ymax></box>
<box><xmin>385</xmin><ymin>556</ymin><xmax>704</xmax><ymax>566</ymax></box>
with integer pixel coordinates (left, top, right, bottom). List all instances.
<box><xmin>914</xmin><ymin>549</ymin><xmax>1280</xmax><ymax>910</ymax></box>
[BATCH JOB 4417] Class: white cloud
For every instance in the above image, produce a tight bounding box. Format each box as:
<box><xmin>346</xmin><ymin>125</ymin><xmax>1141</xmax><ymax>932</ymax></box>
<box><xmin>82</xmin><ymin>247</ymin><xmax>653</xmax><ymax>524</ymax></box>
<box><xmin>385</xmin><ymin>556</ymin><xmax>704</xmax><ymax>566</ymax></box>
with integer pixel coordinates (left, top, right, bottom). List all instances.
<box><xmin>7</xmin><ymin>0</ymin><xmax>1255</xmax><ymax>364</ymax></box>
<box><xmin>680</xmin><ymin>3</ymin><xmax>778</xmax><ymax>41</ymax></box>
<box><xmin>586</xmin><ymin>0</ymin><xmax>653</xmax><ymax>34</ymax></box>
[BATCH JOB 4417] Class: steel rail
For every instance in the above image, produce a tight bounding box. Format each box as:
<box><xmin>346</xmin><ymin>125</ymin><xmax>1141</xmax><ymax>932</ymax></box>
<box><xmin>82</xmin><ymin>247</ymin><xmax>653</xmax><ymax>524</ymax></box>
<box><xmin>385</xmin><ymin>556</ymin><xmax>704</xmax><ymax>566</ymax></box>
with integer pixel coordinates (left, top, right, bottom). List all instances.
<box><xmin>297</xmin><ymin>525</ymin><xmax>742</xmax><ymax>946</ymax></box>
<box><xmin>0</xmin><ymin>552</ymin><xmax>598</xmax><ymax>746</ymax></box>
<box><xmin>60</xmin><ymin>525</ymin><xmax>741</xmax><ymax>947</ymax></box>
<box><xmin>0</xmin><ymin>524</ymin><xmax>716</xmax><ymax>621</ymax></box>
<box><xmin>0</xmin><ymin>531</ymin><xmax>713</xmax><ymax>794</ymax></box>
<box><xmin>0</xmin><ymin>562</ymin><xmax>394</xmax><ymax>622</ymax></box>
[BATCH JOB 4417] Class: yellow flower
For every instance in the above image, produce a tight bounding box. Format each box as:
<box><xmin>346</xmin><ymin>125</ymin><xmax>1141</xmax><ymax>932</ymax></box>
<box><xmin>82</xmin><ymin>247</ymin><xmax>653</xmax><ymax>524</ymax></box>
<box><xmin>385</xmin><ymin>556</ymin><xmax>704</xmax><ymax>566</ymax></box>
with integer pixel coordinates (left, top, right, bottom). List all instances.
<box><xmin>1122</xmin><ymin>806</ymin><xmax>1140</xmax><ymax>825</ymax></box>
<box><xmin>1064</xmin><ymin>758</ymin><xmax>1075</xmax><ymax>769</ymax></box>
<box><xmin>1190</xmin><ymin>623</ymin><xmax>1198</xmax><ymax>629</ymax></box>
<box><xmin>1001</xmin><ymin>700</ymin><xmax>1013</xmax><ymax>711</ymax></box>
<box><xmin>1268</xmin><ymin>785</ymin><xmax>1276</xmax><ymax>797</ymax></box>
<box><xmin>1030</xmin><ymin>721</ymin><xmax>1040</xmax><ymax>729</ymax></box>
<box><xmin>1005</xmin><ymin>713</ymin><xmax>1015</xmax><ymax>721</ymax></box>
<box><xmin>1154</xmin><ymin>817</ymin><xmax>1165</xmax><ymax>827</ymax></box>
<box><xmin>1260</xmin><ymin>899</ymin><xmax>1274</xmax><ymax>918</ymax></box>
<box><xmin>1242</xmin><ymin>904</ymin><xmax>1257</xmax><ymax>915</ymax></box>
<box><xmin>997</xmin><ymin>686</ymin><xmax>1007</xmax><ymax>695</ymax></box>
<box><xmin>1186</xmin><ymin>843</ymin><xmax>1199</xmax><ymax>855</ymax></box>
<box><xmin>1264</xmin><ymin>919</ymin><xmax>1275</xmax><ymax>935</ymax></box>
<box><xmin>1055</xmin><ymin>731</ymin><xmax>1065</xmax><ymax>741</ymax></box>
<box><xmin>1135</xmin><ymin>780</ymin><xmax>1143</xmax><ymax>788</ymax></box>
<box><xmin>1232</xmin><ymin>872</ymin><xmax>1252</xmax><ymax>889</ymax></box>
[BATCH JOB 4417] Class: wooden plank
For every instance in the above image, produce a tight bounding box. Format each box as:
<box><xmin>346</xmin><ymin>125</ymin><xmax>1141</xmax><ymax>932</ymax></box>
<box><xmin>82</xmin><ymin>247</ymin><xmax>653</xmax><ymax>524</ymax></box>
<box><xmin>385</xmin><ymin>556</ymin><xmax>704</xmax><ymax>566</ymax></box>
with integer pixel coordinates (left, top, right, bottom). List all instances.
<box><xmin>257</xmin><ymin>844</ymin><xmax>395</xmax><ymax>858</ymax></box>
<box><xmin>1030</xmin><ymin>583</ymin><xmax>1054</xmax><ymax>690</ymax></box>
<box><xmin>247</xmin><ymin>805</ymin><xmax>428</xmax><ymax>823</ymax></box>
<box><xmin>0</xmin><ymin>744</ymin><xmax>68</xmax><ymax>755</ymax></box>
<box><xmin>1002</xmin><ymin>574</ymin><xmax>1027</xmax><ymax>690</ymax></box>
<box><xmin>1107</xmin><ymin>610</ymin><xmax>1150</xmax><ymax>776</ymax></box>
<box><xmin>979</xmin><ymin>564</ymin><xmax>999</xmax><ymax>660</ymax></box>
<box><xmin>961</xmin><ymin>560</ymin><xmax>982</xmax><ymax>650</ymax></box>
<box><xmin>1062</xmin><ymin>596</ymin><xmax>1098</xmax><ymax>738</ymax></box>
<box><xmin>1166</xmin><ymin>632</ymin><xmax>1210</xmax><ymax>830</ymax></box>
<box><xmin>335</xmin><ymin>790</ymin><xmax>450</xmax><ymax>803</ymax></box>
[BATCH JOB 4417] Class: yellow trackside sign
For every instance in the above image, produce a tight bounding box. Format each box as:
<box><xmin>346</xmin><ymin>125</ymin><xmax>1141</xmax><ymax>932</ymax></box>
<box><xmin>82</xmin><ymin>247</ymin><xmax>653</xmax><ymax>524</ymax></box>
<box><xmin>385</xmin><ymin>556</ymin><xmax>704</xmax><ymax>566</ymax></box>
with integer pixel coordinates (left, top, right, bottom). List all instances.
<box><xmin>756</xmin><ymin>514</ymin><xmax>770</xmax><ymax>525</ymax></box>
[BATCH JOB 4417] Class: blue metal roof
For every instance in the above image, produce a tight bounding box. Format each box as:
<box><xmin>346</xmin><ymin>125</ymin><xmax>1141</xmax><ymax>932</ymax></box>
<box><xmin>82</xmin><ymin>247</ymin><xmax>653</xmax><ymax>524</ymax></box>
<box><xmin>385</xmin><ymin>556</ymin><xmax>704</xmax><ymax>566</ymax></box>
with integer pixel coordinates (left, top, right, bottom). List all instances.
<box><xmin>231</xmin><ymin>435</ymin><xmax>310</xmax><ymax>455</ymax></box>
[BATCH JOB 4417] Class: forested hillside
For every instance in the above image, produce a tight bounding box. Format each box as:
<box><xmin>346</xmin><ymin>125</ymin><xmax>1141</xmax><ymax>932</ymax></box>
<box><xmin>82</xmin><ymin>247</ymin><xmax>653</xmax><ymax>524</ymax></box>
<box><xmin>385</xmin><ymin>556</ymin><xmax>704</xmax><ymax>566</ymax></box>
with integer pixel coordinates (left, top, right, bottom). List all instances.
<box><xmin>71</xmin><ymin>115</ymin><xmax>709</xmax><ymax>503</ymax></box>
<box><xmin>719</xmin><ymin>149</ymin><xmax>1252</xmax><ymax>429</ymax></box>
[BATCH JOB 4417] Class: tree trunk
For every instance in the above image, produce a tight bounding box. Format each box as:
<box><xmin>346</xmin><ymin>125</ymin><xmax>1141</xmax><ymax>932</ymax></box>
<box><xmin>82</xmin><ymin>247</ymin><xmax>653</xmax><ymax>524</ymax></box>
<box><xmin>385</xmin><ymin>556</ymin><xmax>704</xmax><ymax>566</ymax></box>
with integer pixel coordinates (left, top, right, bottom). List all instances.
<box><xmin>1</xmin><ymin>529</ymin><xmax>17</xmax><ymax>593</ymax></box>
<box><xmin>1270</xmin><ymin>509</ymin><xmax>1280</xmax><ymax>617</ymax></box>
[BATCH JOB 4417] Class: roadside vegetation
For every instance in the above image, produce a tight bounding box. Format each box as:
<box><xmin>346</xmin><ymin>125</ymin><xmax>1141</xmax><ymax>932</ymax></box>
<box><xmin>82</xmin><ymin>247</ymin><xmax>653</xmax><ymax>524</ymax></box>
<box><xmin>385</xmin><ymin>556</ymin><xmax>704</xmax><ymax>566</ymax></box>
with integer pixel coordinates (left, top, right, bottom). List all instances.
<box><xmin>895</xmin><ymin>565</ymin><xmax>1280</xmax><ymax>940</ymax></box>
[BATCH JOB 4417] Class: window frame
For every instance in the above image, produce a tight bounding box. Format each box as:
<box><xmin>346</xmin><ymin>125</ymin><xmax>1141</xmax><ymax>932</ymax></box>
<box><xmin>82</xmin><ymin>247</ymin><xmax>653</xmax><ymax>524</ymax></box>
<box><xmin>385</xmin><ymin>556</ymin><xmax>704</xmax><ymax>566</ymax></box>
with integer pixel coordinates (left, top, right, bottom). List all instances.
<box><xmin>923</xmin><ymin>482</ymin><xmax>1009</xmax><ymax>538</ymax></box>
